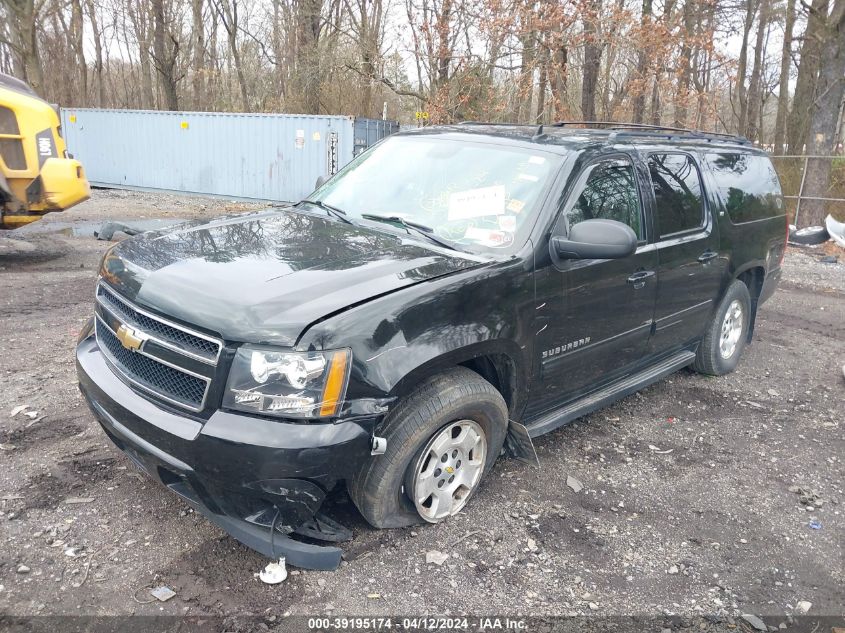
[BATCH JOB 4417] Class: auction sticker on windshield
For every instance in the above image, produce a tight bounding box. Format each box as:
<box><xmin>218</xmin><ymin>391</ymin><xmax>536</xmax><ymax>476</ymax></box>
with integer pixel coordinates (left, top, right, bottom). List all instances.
<box><xmin>448</xmin><ymin>185</ymin><xmax>506</xmax><ymax>220</ymax></box>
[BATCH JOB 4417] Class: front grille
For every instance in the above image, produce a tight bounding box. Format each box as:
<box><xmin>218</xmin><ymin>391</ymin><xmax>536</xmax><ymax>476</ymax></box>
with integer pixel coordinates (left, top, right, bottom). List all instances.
<box><xmin>97</xmin><ymin>284</ymin><xmax>220</xmax><ymax>361</ymax></box>
<box><xmin>97</xmin><ymin>319</ymin><xmax>208</xmax><ymax>409</ymax></box>
<box><xmin>94</xmin><ymin>283</ymin><xmax>221</xmax><ymax>412</ymax></box>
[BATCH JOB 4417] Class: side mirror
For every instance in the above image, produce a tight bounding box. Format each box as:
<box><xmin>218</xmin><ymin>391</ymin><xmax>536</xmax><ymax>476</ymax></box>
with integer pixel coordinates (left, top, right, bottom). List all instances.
<box><xmin>314</xmin><ymin>175</ymin><xmax>328</xmax><ymax>190</ymax></box>
<box><xmin>551</xmin><ymin>219</ymin><xmax>637</xmax><ymax>260</ymax></box>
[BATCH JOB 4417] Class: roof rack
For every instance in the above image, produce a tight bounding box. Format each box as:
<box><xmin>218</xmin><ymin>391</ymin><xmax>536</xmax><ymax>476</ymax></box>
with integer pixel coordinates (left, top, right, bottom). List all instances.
<box><xmin>455</xmin><ymin>120</ymin><xmax>750</xmax><ymax>145</ymax></box>
<box><xmin>551</xmin><ymin>121</ymin><xmax>750</xmax><ymax>144</ymax></box>
<box><xmin>456</xmin><ymin>121</ymin><xmax>535</xmax><ymax>127</ymax></box>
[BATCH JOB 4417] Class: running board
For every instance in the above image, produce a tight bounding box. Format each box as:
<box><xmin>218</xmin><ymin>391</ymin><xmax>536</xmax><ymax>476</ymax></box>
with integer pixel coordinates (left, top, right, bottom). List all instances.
<box><xmin>525</xmin><ymin>351</ymin><xmax>696</xmax><ymax>438</ymax></box>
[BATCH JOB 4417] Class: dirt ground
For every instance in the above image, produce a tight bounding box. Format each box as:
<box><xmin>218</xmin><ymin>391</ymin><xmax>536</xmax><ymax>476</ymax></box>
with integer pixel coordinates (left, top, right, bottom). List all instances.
<box><xmin>0</xmin><ymin>190</ymin><xmax>843</xmax><ymax>624</ymax></box>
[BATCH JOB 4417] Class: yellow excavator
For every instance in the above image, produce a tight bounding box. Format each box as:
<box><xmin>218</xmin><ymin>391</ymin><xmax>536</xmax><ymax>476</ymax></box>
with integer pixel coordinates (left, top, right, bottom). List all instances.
<box><xmin>0</xmin><ymin>73</ymin><xmax>89</xmax><ymax>229</ymax></box>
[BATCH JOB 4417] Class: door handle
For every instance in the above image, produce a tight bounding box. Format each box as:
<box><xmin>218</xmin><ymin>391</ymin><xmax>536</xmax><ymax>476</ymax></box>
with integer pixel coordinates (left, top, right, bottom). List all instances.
<box><xmin>627</xmin><ymin>270</ymin><xmax>655</xmax><ymax>289</ymax></box>
<box><xmin>698</xmin><ymin>250</ymin><xmax>718</xmax><ymax>263</ymax></box>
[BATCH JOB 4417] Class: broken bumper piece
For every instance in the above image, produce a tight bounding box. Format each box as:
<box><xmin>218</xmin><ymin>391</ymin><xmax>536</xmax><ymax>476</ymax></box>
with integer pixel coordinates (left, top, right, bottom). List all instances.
<box><xmin>75</xmin><ymin>334</ymin><xmax>376</xmax><ymax>570</ymax></box>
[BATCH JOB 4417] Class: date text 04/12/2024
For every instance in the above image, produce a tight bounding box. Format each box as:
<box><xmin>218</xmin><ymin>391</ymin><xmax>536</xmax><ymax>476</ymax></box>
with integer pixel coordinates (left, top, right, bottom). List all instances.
<box><xmin>307</xmin><ymin>618</ymin><xmax>529</xmax><ymax>631</ymax></box>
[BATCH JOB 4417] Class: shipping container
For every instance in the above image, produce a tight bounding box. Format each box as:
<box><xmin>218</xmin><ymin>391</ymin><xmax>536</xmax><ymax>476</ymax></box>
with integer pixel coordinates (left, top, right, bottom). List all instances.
<box><xmin>59</xmin><ymin>109</ymin><xmax>398</xmax><ymax>202</ymax></box>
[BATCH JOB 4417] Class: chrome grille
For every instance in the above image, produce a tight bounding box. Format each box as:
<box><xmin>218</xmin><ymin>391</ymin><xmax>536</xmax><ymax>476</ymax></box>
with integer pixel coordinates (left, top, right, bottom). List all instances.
<box><xmin>96</xmin><ymin>319</ymin><xmax>208</xmax><ymax>408</ymax></box>
<box><xmin>97</xmin><ymin>284</ymin><xmax>221</xmax><ymax>362</ymax></box>
<box><xmin>94</xmin><ymin>283</ymin><xmax>221</xmax><ymax>412</ymax></box>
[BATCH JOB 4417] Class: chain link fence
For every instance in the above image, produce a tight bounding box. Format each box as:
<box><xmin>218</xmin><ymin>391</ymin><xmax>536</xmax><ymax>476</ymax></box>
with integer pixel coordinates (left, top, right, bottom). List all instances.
<box><xmin>769</xmin><ymin>155</ymin><xmax>845</xmax><ymax>226</ymax></box>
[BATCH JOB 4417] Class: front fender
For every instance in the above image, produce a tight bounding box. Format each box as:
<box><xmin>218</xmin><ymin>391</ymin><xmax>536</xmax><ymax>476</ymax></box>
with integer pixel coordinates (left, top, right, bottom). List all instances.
<box><xmin>297</xmin><ymin>259</ymin><xmax>537</xmax><ymax>416</ymax></box>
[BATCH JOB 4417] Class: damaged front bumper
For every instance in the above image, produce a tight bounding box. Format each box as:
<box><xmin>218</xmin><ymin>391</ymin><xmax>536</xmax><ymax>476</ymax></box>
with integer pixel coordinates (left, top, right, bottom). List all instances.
<box><xmin>76</xmin><ymin>334</ymin><xmax>377</xmax><ymax>570</ymax></box>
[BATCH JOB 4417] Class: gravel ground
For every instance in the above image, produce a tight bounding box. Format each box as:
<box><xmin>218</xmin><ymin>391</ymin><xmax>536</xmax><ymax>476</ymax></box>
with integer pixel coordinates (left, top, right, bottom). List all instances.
<box><xmin>0</xmin><ymin>191</ymin><xmax>843</xmax><ymax>625</ymax></box>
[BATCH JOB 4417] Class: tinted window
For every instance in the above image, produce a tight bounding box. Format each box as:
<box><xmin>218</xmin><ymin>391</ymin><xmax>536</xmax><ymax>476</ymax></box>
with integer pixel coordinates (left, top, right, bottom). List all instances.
<box><xmin>648</xmin><ymin>154</ymin><xmax>704</xmax><ymax>236</ymax></box>
<box><xmin>566</xmin><ymin>159</ymin><xmax>643</xmax><ymax>239</ymax></box>
<box><xmin>705</xmin><ymin>152</ymin><xmax>783</xmax><ymax>223</ymax></box>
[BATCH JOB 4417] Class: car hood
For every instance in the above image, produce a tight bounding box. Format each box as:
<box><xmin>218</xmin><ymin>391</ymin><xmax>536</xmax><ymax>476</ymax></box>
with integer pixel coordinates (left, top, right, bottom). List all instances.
<box><xmin>99</xmin><ymin>208</ymin><xmax>484</xmax><ymax>346</ymax></box>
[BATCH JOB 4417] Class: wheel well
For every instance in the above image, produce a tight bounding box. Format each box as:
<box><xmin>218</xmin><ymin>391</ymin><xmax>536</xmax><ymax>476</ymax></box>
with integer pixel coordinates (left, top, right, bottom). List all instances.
<box><xmin>736</xmin><ymin>266</ymin><xmax>765</xmax><ymax>341</ymax></box>
<box><xmin>460</xmin><ymin>354</ymin><xmax>517</xmax><ymax>416</ymax></box>
<box><xmin>736</xmin><ymin>267</ymin><xmax>764</xmax><ymax>301</ymax></box>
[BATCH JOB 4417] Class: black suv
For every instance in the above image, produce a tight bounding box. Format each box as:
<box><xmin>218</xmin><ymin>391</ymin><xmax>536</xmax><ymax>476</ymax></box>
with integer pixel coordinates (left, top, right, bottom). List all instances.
<box><xmin>76</xmin><ymin>123</ymin><xmax>787</xmax><ymax>569</ymax></box>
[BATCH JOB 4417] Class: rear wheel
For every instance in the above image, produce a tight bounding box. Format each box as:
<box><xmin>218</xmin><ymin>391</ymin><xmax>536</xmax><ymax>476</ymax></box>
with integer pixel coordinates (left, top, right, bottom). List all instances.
<box><xmin>348</xmin><ymin>367</ymin><xmax>507</xmax><ymax>528</ymax></box>
<box><xmin>693</xmin><ymin>280</ymin><xmax>751</xmax><ymax>376</ymax></box>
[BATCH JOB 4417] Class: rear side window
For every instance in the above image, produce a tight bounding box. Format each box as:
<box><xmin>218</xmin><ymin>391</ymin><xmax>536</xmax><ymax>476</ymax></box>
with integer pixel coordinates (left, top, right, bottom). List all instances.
<box><xmin>565</xmin><ymin>158</ymin><xmax>643</xmax><ymax>239</ymax></box>
<box><xmin>648</xmin><ymin>153</ymin><xmax>705</xmax><ymax>237</ymax></box>
<box><xmin>704</xmin><ymin>152</ymin><xmax>783</xmax><ymax>223</ymax></box>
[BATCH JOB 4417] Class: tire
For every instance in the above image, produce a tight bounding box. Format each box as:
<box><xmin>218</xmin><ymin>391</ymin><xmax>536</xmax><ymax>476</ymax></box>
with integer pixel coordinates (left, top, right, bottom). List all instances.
<box><xmin>348</xmin><ymin>367</ymin><xmax>508</xmax><ymax>529</ymax></box>
<box><xmin>788</xmin><ymin>225</ymin><xmax>829</xmax><ymax>245</ymax></box>
<box><xmin>693</xmin><ymin>280</ymin><xmax>752</xmax><ymax>376</ymax></box>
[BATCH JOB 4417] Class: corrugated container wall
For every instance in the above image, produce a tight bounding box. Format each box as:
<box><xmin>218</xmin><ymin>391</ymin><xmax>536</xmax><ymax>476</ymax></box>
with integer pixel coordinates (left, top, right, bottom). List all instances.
<box><xmin>59</xmin><ymin>109</ymin><xmax>398</xmax><ymax>202</ymax></box>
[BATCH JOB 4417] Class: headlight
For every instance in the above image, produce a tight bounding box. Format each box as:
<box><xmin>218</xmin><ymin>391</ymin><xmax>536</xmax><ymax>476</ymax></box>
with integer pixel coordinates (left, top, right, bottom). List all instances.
<box><xmin>223</xmin><ymin>346</ymin><xmax>351</xmax><ymax>419</ymax></box>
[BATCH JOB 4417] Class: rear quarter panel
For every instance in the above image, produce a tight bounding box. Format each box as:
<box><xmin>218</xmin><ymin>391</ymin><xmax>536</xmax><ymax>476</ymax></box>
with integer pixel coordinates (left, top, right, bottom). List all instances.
<box><xmin>698</xmin><ymin>150</ymin><xmax>787</xmax><ymax>302</ymax></box>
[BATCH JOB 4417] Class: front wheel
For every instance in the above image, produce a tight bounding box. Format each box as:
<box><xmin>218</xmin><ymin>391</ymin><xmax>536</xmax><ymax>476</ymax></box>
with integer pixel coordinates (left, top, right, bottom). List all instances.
<box><xmin>348</xmin><ymin>367</ymin><xmax>508</xmax><ymax>528</ymax></box>
<box><xmin>693</xmin><ymin>280</ymin><xmax>751</xmax><ymax>376</ymax></box>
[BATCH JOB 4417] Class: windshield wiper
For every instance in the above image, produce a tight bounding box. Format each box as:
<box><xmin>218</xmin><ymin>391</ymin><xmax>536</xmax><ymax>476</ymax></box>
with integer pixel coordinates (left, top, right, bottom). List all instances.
<box><xmin>360</xmin><ymin>213</ymin><xmax>463</xmax><ymax>252</ymax></box>
<box><xmin>297</xmin><ymin>200</ymin><xmax>354</xmax><ymax>224</ymax></box>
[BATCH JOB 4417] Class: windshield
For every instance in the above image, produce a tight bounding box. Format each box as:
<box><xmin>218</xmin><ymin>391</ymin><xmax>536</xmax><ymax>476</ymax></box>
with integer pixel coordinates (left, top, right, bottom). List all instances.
<box><xmin>310</xmin><ymin>136</ymin><xmax>564</xmax><ymax>254</ymax></box>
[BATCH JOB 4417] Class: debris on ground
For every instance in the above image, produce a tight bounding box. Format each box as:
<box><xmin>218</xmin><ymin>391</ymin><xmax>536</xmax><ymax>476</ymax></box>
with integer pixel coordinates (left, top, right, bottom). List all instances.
<box><xmin>787</xmin><ymin>485</ymin><xmax>824</xmax><ymax>508</ymax></box>
<box><xmin>566</xmin><ymin>475</ymin><xmax>583</xmax><ymax>493</ymax></box>
<box><xmin>825</xmin><ymin>214</ymin><xmax>845</xmax><ymax>248</ymax></box>
<box><xmin>258</xmin><ymin>558</ymin><xmax>288</xmax><ymax>585</ymax></box>
<box><xmin>425</xmin><ymin>550</ymin><xmax>449</xmax><ymax>566</ymax></box>
<box><xmin>10</xmin><ymin>405</ymin><xmax>29</xmax><ymax>417</ymax></box>
<box><xmin>62</xmin><ymin>497</ymin><xmax>94</xmax><ymax>504</ymax></box>
<box><xmin>94</xmin><ymin>222</ymin><xmax>143</xmax><ymax>241</ymax></box>
<box><xmin>794</xmin><ymin>600</ymin><xmax>812</xmax><ymax>614</ymax></box>
<box><xmin>808</xmin><ymin>520</ymin><xmax>822</xmax><ymax>530</ymax></box>
<box><xmin>741</xmin><ymin>614</ymin><xmax>768</xmax><ymax>632</ymax></box>
<box><xmin>16</xmin><ymin>565</ymin><xmax>30</xmax><ymax>574</ymax></box>
<box><xmin>150</xmin><ymin>586</ymin><xmax>177</xmax><ymax>602</ymax></box>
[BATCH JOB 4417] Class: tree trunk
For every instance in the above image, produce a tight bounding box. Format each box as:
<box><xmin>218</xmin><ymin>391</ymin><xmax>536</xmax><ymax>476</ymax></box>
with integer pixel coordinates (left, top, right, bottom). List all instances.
<box><xmin>581</xmin><ymin>0</ymin><xmax>602</xmax><ymax>121</ymax></box>
<box><xmin>800</xmin><ymin>0</ymin><xmax>845</xmax><ymax>226</ymax></box>
<box><xmin>787</xmin><ymin>0</ymin><xmax>827</xmax><ymax>153</ymax></box>
<box><xmin>549</xmin><ymin>29</ymin><xmax>568</xmax><ymax>119</ymax></box>
<box><xmin>191</xmin><ymin>0</ymin><xmax>205</xmax><ymax>108</ymax></box>
<box><xmin>632</xmin><ymin>0</ymin><xmax>652</xmax><ymax>123</ymax></box>
<box><xmin>536</xmin><ymin>41</ymin><xmax>548</xmax><ymax>123</ymax></box>
<box><xmin>297</xmin><ymin>0</ymin><xmax>323</xmax><ymax>114</ymax></box>
<box><xmin>736</xmin><ymin>0</ymin><xmax>757</xmax><ymax>133</ymax></box>
<box><xmin>674</xmin><ymin>0</ymin><xmax>695</xmax><ymax>127</ymax></box>
<box><xmin>745</xmin><ymin>0</ymin><xmax>768</xmax><ymax>141</ymax></box>
<box><xmin>519</xmin><ymin>24</ymin><xmax>536</xmax><ymax>122</ymax></box>
<box><xmin>151</xmin><ymin>0</ymin><xmax>180</xmax><ymax>110</ymax></box>
<box><xmin>773</xmin><ymin>0</ymin><xmax>796</xmax><ymax>154</ymax></box>
<box><xmin>650</xmin><ymin>69</ymin><xmax>661</xmax><ymax>125</ymax></box>
<box><xmin>6</xmin><ymin>0</ymin><xmax>44</xmax><ymax>91</ymax></box>
<box><xmin>69</xmin><ymin>0</ymin><xmax>87</xmax><ymax>104</ymax></box>
<box><xmin>86</xmin><ymin>0</ymin><xmax>106</xmax><ymax>107</ymax></box>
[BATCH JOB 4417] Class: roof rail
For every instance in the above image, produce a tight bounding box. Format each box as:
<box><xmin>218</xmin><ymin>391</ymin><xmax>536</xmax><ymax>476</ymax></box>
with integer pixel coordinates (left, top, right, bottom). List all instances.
<box><xmin>551</xmin><ymin>120</ymin><xmax>750</xmax><ymax>144</ymax></box>
<box><xmin>455</xmin><ymin>119</ymin><xmax>751</xmax><ymax>145</ymax></box>
<box><xmin>457</xmin><ymin>121</ymin><xmax>533</xmax><ymax>127</ymax></box>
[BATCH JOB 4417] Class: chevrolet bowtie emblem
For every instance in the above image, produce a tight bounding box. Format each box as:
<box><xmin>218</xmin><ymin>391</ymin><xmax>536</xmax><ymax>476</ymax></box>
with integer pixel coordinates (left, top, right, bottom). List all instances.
<box><xmin>116</xmin><ymin>324</ymin><xmax>145</xmax><ymax>352</ymax></box>
<box><xmin>445</xmin><ymin>466</ymin><xmax>454</xmax><ymax>474</ymax></box>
